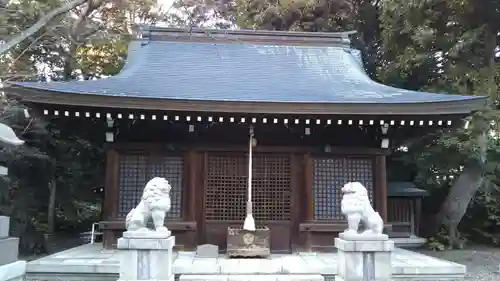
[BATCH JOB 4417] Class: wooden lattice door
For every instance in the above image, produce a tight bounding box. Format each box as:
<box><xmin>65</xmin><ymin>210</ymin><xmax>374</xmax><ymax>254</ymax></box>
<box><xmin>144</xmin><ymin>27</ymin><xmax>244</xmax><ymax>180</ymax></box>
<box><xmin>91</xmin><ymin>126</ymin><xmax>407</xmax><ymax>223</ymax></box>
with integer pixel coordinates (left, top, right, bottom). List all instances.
<box><xmin>117</xmin><ymin>153</ymin><xmax>184</xmax><ymax>220</ymax></box>
<box><xmin>312</xmin><ymin>157</ymin><xmax>374</xmax><ymax>220</ymax></box>
<box><xmin>203</xmin><ymin>152</ymin><xmax>293</xmax><ymax>252</ymax></box>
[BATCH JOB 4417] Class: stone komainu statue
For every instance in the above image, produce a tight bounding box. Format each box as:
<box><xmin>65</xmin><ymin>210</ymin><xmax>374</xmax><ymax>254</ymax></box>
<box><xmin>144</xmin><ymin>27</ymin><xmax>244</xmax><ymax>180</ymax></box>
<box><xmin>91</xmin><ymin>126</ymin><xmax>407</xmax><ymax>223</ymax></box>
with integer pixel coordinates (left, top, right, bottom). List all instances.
<box><xmin>125</xmin><ymin>177</ymin><xmax>172</xmax><ymax>233</ymax></box>
<box><xmin>340</xmin><ymin>181</ymin><xmax>384</xmax><ymax>235</ymax></box>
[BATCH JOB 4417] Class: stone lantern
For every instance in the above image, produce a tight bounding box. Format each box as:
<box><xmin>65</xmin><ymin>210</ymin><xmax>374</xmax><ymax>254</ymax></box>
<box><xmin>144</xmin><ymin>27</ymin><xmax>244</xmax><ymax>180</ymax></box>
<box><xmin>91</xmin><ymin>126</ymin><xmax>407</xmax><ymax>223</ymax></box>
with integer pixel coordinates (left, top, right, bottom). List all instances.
<box><xmin>0</xmin><ymin>122</ymin><xmax>24</xmax><ymax>176</ymax></box>
<box><xmin>0</xmin><ymin>121</ymin><xmax>26</xmax><ymax>281</ymax></box>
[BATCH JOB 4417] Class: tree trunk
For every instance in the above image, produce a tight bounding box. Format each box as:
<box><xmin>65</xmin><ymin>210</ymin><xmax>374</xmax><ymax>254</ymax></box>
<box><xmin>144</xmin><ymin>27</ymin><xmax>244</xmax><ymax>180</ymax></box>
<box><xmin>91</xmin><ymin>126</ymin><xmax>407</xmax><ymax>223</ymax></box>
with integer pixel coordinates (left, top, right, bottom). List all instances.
<box><xmin>0</xmin><ymin>0</ymin><xmax>88</xmax><ymax>55</ymax></box>
<box><xmin>436</xmin><ymin>131</ymin><xmax>487</xmax><ymax>248</ymax></box>
<box><xmin>47</xmin><ymin>180</ymin><xmax>57</xmax><ymax>234</ymax></box>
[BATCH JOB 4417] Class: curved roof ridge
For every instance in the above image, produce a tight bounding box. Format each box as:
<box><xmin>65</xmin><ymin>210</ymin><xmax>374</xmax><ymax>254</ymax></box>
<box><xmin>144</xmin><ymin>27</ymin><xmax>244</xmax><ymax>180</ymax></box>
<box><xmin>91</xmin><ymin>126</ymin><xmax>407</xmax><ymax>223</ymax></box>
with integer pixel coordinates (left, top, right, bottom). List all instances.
<box><xmin>140</xmin><ymin>26</ymin><xmax>355</xmax><ymax>47</ymax></box>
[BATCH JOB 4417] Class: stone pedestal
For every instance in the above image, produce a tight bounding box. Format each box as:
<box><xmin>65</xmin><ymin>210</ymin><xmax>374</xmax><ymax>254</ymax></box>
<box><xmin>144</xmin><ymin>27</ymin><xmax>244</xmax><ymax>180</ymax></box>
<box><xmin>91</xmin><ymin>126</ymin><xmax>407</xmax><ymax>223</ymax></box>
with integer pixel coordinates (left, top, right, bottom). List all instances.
<box><xmin>335</xmin><ymin>233</ymin><xmax>394</xmax><ymax>281</ymax></box>
<box><xmin>0</xmin><ymin>216</ymin><xmax>25</xmax><ymax>281</ymax></box>
<box><xmin>0</xmin><ymin>217</ymin><xmax>18</xmax><ymax>267</ymax></box>
<box><xmin>117</xmin><ymin>231</ymin><xmax>175</xmax><ymax>281</ymax></box>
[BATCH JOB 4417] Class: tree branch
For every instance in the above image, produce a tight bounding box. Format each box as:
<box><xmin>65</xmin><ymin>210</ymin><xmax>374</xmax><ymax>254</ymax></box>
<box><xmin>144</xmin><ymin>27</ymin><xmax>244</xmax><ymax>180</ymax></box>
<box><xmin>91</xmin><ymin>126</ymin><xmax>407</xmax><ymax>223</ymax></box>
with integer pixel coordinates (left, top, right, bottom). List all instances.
<box><xmin>0</xmin><ymin>0</ymin><xmax>89</xmax><ymax>55</ymax></box>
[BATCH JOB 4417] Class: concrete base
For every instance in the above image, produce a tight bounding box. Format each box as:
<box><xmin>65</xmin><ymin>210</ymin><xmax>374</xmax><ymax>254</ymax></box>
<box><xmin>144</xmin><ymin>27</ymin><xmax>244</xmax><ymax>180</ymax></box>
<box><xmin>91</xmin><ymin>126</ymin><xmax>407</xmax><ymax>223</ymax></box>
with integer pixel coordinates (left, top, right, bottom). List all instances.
<box><xmin>0</xmin><ymin>238</ymin><xmax>19</xmax><ymax>266</ymax></box>
<box><xmin>392</xmin><ymin>237</ymin><xmax>427</xmax><ymax>249</ymax></box>
<box><xmin>117</xmin><ymin>234</ymin><xmax>175</xmax><ymax>281</ymax></box>
<box><xmin>180</xmin><ymin>274</ymin><xmax>325</xmax><ymax>281</ymax></box>
<box><xmin>25</xmin><ymin>243</ymin><xmax>467</xmax><ymax>281</ymax></box>
<box><xmin>0</xmin><ymin>261</ymin><xmax>26</xmax><ymax>281</ymax></box>
<box><xmin>118</xmin><ymin>277</ymin><xmax>173</xmax><ymax>281</ymax></box>
<box><xmin>0</xmin><ymin>217</ymin><xmax>9</xmax><ymax>239</ymax></box>
<box><xmin>335</xmin><ymin>234</ymin><xmax>394</xmax><ymax>281</ymax></box>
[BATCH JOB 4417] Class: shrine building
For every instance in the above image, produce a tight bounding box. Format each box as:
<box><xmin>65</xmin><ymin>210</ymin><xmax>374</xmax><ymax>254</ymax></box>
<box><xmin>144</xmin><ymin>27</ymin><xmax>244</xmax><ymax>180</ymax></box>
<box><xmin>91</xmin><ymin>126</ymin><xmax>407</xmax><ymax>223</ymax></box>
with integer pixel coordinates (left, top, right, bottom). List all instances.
<box><xmin>8</xmin><ymin>27</ymin><xmax>486</xmax><ymax>252</ymax></box>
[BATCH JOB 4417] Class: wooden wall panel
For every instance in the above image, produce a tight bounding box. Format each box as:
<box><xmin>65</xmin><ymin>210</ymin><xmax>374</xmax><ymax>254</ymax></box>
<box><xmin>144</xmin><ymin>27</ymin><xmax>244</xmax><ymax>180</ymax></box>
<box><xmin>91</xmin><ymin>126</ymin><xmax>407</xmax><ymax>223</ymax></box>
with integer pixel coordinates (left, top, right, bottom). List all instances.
<box><xmin>101</xmin><ymin>143</ymin><xmax>388</xmax><ymax>251</ymax></box>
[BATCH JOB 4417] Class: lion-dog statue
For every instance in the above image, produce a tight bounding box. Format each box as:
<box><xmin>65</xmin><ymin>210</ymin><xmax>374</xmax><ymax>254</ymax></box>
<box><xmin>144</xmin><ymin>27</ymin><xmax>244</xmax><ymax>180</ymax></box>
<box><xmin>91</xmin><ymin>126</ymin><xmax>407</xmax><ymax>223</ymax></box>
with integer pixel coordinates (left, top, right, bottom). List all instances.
<box><xmin>340</xmin><ymin>181</ymin><xmax>383</xmax><ymax>235</ymax></box>
<box><xmin>125</xmin><ymin>177</ymin><xmax>172</xmax><ymax>233</ymax></box>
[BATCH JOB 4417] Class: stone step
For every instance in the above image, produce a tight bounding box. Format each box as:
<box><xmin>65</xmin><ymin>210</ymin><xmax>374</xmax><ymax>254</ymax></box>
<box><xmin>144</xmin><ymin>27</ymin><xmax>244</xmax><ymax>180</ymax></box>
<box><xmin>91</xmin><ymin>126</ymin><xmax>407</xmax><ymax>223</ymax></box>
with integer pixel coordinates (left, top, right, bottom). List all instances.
<box><xmin>179</xmin><ymin>274</ymin><xmax>324</xmax><ymax>281</ymax></box>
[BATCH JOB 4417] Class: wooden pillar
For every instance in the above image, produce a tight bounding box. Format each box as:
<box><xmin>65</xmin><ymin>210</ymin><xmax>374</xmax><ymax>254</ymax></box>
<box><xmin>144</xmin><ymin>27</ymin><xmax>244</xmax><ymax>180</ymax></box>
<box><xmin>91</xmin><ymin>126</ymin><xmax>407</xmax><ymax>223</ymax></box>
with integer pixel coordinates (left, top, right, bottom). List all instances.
<box><xmin>104</xmin><ymin>149</ymin><xmax>120</xmax><ymax>219</ymax></box>
<box><xmin>182</xmin><ymin>149</ymin><xmax>199</xmax><ymax>250</ymax></box>
<box><xmin>103</xmin><ymin>148</ymin><xmax>119</xmax><ymax>248</ymax></box>
<box><xmin>184</xmin><ymin>150</ymin><xmax>197</xmax><ymax>221</ymax></box>
<box><xmin>290</xmin><ymin>153</ymin><xmax>300</xmax><ymax>251</ymax></box>
<box><xmin>374</xmin><ymin>155</ymin><xmax>388</xmax><ymax>224</ymax></box>
<box><xmin>304</xmin><ymin>153</ymin><xmax>314</xmax><ymax>221</ymax></box>
<box><xmin>303</xmin><ymin>153</ymin><xmax>313</xmax><ymax>251</ymax></box>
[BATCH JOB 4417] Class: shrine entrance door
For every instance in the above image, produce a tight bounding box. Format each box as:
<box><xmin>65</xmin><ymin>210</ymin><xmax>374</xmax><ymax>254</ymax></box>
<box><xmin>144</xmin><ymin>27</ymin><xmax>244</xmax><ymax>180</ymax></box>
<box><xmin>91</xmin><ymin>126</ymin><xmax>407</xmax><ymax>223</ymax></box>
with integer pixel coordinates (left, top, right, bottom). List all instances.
<box><xmin>202</xmin><ymin>152</ymin><xmax>293</xmax><ymax>253</ymax></box>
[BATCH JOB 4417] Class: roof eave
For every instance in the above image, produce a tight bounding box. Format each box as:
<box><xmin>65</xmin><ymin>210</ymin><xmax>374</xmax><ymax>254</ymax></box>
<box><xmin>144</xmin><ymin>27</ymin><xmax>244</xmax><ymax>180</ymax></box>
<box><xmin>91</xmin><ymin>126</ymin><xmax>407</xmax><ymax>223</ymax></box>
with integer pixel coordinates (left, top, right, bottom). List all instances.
<box><xmin>8</xmin><ymin>86</ymin><xmax>487</xmax><ymax>116</ymax></box>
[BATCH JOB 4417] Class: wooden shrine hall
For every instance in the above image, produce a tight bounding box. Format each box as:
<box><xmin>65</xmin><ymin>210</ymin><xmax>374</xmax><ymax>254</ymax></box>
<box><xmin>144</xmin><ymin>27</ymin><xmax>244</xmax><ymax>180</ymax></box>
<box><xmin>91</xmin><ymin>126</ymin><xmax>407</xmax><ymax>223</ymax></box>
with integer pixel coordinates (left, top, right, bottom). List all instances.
<box><xmin>9</xmin><ymin>27</ymin><xmax>486</xmax><ymax>253</ymax></box>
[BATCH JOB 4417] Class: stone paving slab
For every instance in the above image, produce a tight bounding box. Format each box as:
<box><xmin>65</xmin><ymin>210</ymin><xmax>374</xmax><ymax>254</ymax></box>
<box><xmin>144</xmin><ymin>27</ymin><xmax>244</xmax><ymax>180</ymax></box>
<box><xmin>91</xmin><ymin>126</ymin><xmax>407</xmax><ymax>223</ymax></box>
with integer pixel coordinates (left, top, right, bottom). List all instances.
<box><xmin>180</xmin><ymin>274</ymin><xmax>325</xmax><ymax>281</ymax></box>
<box><xmin>25</xmin><ymin>243</ymin><xmax>466</xmax><ymax>281</ymax></box>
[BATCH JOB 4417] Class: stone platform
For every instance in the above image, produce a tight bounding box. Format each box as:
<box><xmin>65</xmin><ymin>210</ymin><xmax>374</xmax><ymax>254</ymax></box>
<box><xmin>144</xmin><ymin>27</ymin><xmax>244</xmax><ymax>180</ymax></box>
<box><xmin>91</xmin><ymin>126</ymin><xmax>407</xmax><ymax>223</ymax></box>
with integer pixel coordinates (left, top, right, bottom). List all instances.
<box><xmin>25</xmin><ymin>243</ymin><xmax>466</xmax><ymax>281</ymax></box>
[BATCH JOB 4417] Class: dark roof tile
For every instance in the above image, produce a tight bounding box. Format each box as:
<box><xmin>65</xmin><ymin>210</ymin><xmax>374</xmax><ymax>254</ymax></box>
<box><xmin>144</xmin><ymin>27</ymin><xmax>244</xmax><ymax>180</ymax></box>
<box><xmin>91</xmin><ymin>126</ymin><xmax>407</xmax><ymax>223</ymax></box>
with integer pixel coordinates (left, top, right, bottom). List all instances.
<box><xmin>10</xmin><ymin>40</ymin><xmax>483</xmax><ymax>104</ymax></box>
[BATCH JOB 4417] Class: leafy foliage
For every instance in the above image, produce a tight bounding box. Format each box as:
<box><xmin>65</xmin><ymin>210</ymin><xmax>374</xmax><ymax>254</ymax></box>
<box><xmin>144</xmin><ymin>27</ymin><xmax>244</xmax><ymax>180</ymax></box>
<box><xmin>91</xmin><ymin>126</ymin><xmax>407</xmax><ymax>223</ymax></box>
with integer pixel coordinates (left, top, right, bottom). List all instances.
<box><xmin>1</xmin><ymin>0</ymin><xmax>163</xmax><ymax>255</ymax></box>
<box><xmin>176</xmin><ymin>0</ymin><xmax>500</xmax><ymax>248</ymax></box>
<box><xmin>379</xmin><ymin>0</ymin><xmax>500</xmax><ymax>248</ymax></box>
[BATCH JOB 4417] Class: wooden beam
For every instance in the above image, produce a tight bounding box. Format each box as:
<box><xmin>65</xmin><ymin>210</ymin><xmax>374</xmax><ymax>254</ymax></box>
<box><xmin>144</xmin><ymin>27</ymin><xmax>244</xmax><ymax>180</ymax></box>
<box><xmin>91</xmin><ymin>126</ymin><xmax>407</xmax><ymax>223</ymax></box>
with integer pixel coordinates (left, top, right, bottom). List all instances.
<box><xmin>106</xmin><ymin>142</ymin><xmax>390</xmax><ymax>156</ymax></box>
<box><xmin>99</xmin><ymin>220</ymin><xmax>197</xmax><ymax>231</ymax></box>
<box><xmin>374</xmin><ymin>155</ymin><xmax>388</xmax><ymax>223</ymax></box>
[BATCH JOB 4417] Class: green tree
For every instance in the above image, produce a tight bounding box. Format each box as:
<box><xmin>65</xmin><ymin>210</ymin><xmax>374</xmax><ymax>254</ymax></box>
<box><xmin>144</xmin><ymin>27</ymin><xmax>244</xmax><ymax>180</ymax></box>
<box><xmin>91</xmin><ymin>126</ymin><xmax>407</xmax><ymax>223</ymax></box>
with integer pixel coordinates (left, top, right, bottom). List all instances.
<box><xmin>178</xmin><ymin>0</ymin><xmax>500</xmax><ymax>248</ymax></box>
<box><xmin>171</xmin><ymin>0</ymin><xmax>383</xmax><ymax>75</ymax></box>
<box><xmin>1</xmin><ymin>0</ymin><xmax>163</xmax><ymax>254</ymax></box>
<box><xmin>379</xmin><ymin>0</ymin><xmax>500</xmax><ymax>248</ymax></box>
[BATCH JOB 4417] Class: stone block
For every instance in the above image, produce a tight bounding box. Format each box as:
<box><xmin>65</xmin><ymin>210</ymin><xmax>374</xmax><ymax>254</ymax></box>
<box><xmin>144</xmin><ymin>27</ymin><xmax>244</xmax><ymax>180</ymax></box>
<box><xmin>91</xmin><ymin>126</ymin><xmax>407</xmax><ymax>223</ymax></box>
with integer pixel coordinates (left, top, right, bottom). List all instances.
<box><xmin>0</xmin><ymin>238</ymin><xmax>19</xmax><ymax>266</ymax></box>
<box><xmin>118</xmin><ymin>235</ymin><xmax>175</xmax><ymax>281</ymax></box>
<box><xmin>338</xmin><ymin>232</ymin><xmax>389</xmax><ymax>241</ymax></box>
<box><xmin>277</xmin><ymin>275</ymin><xmax>324</xmax><ymax>281</ymax></box>
<box><xmin>122</xmin><ymin>230</ymin><xmax>171</xmax><ymax>239</ymax></box>
<box><xmin>227</xmin><ymin>259</ymin><xmax>282</xmax><ymax>274</ymax></box>
<box><xmin>335</xmin><ymin>236</ymin><xmax>393</xmax><ymax>281</ymax></box>
<box><xmin>179</xmin><ymin>275</ymin><xmax>227</xmax><ymax>281</ymax></box>
<box><xmin>118</xmin><ymin>235</ymin><xmax>175</xmax><ymax>250</ymax></box>
<box><xmin>179</xmin><ymin>275</ymin><xmax>325</xmax><ymax>281</ymax></box>
<box><xmin>226</xmin><ymin>275</ymin><xmax>278</xmax><ymax>281</ymax></box>
<box><xmin>196</xmin><ymin>244</ymin><xmax>219</xmax><ymax>258</ymax></box>
<box><xmin>0</xmin><ymin>216</ymin><xmax>10</xmax><ymax>239</ymax></box>
<box><xmin>334</xmin><ymin>238</ymin><xmax>394</xmax><ymax>252</ymax></box>
<box><xmin>188</xmin><ymin>260</ymin><xmax>220</xmax><ymax>274</ymax></box>
<box><xmin>0</xmin><ymin>260</ymin><xmax>26</xmax><ymax>281</ymax></box>
<box><xmin>118</xmin><ymin>276</ymin><xmax>173</xmax><ymax>281</ymax></box>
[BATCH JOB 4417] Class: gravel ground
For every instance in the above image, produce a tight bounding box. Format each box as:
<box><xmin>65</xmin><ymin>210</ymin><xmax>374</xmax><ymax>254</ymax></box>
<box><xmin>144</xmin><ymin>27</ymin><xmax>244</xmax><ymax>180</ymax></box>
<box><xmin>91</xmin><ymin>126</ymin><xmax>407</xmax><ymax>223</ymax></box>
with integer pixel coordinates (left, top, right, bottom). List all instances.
<box><xmin>416</xmin><ymin>246</ymin><xmax>500</xmax><ymax>281</ymax></box>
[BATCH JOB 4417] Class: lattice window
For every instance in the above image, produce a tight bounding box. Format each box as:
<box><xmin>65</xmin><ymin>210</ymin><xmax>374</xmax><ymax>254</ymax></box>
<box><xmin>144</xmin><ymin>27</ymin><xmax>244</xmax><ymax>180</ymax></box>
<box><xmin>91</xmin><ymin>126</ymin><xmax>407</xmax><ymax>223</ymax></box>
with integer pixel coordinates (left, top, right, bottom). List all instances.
<box><xmin>117</xmin><ymin>154</ymin><xmax>184</xmax><ymax>219</ymax></box>
<box><xmin>204</xmin><ymin>153</ymin><xmax>292</xmax><ymax>221</ymax></box>
<box><xmin>149</xmin><ymin>156</ymin><xmax>184</xmax><ymax>219</ymax></box>
<box><xmin>312</xmin><ymin>157</ymin><xmax>374</xmax><ymax>220</ymax></box>
<box><xmin>118</xmin><ymin>154</ymin><xmax>148</xmax><ymax>218</ymax></box>
<box><xmin>313</xmin><ymin>158</ymin><xmax>344</xmax><ymax>220</ymax></box>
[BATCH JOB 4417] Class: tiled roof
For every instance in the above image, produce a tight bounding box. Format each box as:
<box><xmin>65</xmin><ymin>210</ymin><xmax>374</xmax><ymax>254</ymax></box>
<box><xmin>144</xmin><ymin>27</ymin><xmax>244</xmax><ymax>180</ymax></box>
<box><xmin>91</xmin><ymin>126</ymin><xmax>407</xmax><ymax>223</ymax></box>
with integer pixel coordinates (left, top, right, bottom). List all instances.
<box><xmin>10</xmin><ymin>40</ymin><xmax>483</xmax><ymax>104</ymax></box>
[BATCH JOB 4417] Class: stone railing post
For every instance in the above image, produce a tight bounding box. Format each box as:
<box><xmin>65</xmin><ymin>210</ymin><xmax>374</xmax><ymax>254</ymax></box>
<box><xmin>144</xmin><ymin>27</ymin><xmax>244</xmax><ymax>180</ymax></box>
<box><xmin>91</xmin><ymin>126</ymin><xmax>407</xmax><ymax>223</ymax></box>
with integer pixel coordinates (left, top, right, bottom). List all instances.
<box><xmin>117</xmin><ymin>231</ymin><xmax>175</xmax><ymax>281</ymax></box>
<box><xmin>335</xmin><ymin>233</ymin><xmax>394</xmax><ymax>281</ymax></box>
<box><xmin>0</xmin><ymin>216</ymin><xmax>26</xmax><ymax>281</ymax></box>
